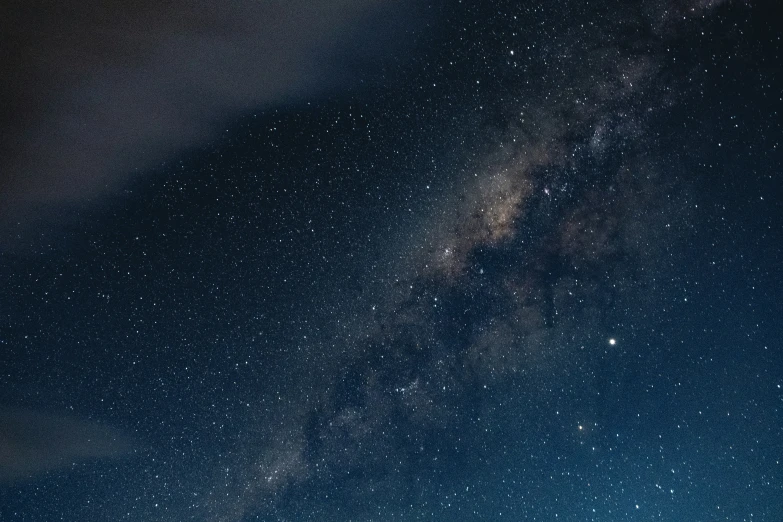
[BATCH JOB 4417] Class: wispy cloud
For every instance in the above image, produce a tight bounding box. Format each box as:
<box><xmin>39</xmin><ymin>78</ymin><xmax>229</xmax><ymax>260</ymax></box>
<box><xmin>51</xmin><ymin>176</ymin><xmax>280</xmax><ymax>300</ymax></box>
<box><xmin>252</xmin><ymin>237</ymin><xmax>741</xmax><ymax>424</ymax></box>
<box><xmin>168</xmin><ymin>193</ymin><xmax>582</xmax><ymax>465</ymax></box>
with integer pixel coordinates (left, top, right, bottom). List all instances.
<box><xmin>0</xmin><ymin>0</ymin><xmax>415</xmax><ymax>225</ymax></box>
<box><xmin>0</xmin><ymin>407</ymin><xmax>136</xmax><ymax>483</ymax></box>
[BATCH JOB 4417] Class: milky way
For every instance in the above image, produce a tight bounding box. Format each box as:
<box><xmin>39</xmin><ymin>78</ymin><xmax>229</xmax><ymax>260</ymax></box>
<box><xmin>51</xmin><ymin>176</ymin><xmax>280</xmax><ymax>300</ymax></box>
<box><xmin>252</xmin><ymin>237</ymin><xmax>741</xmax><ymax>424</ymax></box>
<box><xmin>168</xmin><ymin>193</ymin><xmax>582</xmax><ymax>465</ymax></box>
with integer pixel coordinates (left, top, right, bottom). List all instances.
<box><xmin>193</xmin><ymin>1</ymin><xmax>767</xmax><ymax>520</ymax></box>
<box><xmin>1</xmin><ymin>1</ymin><xmax>780</xmax><ymax>521</ymax></box>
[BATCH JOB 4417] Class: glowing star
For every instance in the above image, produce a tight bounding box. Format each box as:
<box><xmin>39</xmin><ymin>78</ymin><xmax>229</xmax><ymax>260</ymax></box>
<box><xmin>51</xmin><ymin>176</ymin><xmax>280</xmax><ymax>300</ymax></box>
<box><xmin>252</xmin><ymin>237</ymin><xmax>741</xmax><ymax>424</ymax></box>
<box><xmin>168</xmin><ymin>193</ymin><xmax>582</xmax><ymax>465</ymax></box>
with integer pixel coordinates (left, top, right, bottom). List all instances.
<box><xmin>609</xmin><ymin>338</ymin><xmax>617</xmax><ymax>346</ymax></box>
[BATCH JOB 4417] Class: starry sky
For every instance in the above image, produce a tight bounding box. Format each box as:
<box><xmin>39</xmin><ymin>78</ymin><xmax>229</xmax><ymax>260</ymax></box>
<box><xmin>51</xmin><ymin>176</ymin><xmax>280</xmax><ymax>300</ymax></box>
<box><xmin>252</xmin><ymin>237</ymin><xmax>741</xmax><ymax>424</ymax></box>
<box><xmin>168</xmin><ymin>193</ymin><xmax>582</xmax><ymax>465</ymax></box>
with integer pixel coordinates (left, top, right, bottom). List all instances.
<box><xmin>1</xmin><ymin>1</ymin><xmax>781</xmax><ymax>521</ymax></box>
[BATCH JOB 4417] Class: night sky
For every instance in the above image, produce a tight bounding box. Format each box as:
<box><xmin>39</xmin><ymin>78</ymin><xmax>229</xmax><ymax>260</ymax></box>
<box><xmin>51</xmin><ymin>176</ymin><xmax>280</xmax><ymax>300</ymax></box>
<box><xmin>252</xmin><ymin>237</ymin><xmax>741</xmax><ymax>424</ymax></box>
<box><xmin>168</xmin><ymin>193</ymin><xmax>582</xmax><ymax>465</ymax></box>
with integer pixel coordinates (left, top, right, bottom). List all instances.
<box><xmin>1</xmin><ymin>1</ymin><xmax>781</xmax><ymax>521</ymax></box>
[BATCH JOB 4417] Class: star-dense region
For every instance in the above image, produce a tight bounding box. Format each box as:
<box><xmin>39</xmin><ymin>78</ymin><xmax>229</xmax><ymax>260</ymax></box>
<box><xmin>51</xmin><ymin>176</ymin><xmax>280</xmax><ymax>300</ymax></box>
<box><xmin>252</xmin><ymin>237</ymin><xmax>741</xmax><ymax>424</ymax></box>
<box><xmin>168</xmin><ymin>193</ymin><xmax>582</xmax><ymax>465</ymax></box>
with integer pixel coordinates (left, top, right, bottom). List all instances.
<box><xmin>0</xmin><ymin>0</ymin><xmax>781</xmax><ymax>521</ymax></box>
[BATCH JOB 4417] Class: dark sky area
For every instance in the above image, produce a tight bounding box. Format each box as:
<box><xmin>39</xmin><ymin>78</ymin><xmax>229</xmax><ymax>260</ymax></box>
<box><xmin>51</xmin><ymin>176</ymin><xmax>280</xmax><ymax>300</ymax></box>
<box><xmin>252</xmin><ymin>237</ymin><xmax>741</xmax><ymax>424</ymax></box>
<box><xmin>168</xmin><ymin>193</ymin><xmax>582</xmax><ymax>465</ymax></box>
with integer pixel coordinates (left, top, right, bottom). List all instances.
<box><xmin>1</xmin><ymin>1</ymin><xmax>781</xmax><ymax>521</ymax></box>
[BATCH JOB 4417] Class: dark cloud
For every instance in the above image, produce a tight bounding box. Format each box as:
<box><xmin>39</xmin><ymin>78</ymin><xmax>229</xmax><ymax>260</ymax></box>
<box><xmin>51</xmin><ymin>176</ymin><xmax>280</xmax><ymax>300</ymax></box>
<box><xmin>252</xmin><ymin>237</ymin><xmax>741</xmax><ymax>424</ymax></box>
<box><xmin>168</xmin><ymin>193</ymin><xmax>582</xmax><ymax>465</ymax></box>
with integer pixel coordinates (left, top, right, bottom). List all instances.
<box><xmin>0</xmin><ymin>0</ymin><xmax>416</xmax><ymax>226</ymax></box>
<box><xmin>0</xmin><ymin>407</ymin><xmax>136</xmax><ymax>483</ymax></box>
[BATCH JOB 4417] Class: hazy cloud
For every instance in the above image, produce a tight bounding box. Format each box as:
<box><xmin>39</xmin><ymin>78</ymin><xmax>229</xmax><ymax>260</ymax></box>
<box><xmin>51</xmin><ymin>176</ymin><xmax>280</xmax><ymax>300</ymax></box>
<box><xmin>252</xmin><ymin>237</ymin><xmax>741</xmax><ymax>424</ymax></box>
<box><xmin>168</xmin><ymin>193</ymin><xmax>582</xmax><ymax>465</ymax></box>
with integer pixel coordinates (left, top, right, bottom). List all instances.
<box><xmin>0</xmin><ymin>0</ymin><xmax>414</xmax><ymax>224</ymax></box>
<box><xmin>0</xmin><ymin>407</ymin><xmax>135</xmax><ymax>483</ymax></box>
